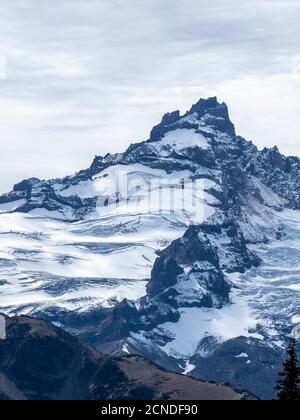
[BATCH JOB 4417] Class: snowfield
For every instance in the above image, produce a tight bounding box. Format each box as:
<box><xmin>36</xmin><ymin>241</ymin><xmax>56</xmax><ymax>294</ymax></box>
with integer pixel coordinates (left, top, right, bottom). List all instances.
<box><xmin>149</xmin><ymin>209</ymin><xmax>300</xmax><ymax>359</ymax></box>
<box><xmin>0</xmin><ymin>163</ymin><xmax>218</xmax><ymax>315</ymax></box>
<box><xmin>157</xmin><ymin>290</ymin><xmax>263</xmax><ymax>358</ymax></box>
<box><xmin>160</xmin><ymin>129</ymin><xmax>210</xmax><ymax>152</ymax></box>
<box><xmin>0</xmin><ymin>97</ymin><xmax>299</xmax><ymax>399</ymax></box>
<box><xmin>124</xmin><ymin>208</ymin><xmax>300</xmax><ymax>370</ymax></box>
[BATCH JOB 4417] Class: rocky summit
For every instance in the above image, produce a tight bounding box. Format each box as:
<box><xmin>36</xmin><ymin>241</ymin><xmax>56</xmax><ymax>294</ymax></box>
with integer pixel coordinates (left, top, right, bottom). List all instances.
<box><xmin>0</xmin><ymin>97</ymin><xmax>299</xmax><ymax>399</ymax></box>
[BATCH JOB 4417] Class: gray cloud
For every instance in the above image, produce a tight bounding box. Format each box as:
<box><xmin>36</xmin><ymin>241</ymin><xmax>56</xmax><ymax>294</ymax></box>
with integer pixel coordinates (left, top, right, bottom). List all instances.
<box><xmin>0</xmin><ymin>0</ymin><xmax>300</xmax><ymax>192</ymax></box>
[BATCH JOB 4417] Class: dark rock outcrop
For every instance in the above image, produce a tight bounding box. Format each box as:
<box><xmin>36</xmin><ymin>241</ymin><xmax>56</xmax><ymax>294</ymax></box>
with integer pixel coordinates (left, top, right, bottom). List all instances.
<box><xmin>1</xmin><ymin>96</ymin><xmax>299</xmax><ymax>216</ymax></box>
<box><xmin>147</xmin><ymin>256</ymin><xmax>183</xmax><ymax>298</ymax></box>
<box><xmin>0</xmin><ymin>96</ymin><xmax>299</xmax><ymax>401</ymax></box>
<box><xmin>191</xmin><ymin>336</ymin><xmax>282</xmax><ymax>401</ymax></box>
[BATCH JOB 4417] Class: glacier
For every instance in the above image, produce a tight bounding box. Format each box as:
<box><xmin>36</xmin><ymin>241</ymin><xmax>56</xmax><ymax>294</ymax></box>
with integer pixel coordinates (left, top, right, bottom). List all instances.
<box><xmin>0</xmin><ymin>96</ymin><xmax>299</xmax><ymax>399</ymax></box>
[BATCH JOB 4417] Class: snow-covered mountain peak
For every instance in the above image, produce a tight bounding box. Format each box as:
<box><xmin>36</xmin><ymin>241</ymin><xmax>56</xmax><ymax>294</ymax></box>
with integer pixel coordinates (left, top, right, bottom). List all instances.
<box><xmin>0</xmin><ymin>97</ymin><xmax>299</xmax><ymax>399</ymax></box>
<box><xmin>149</xmin><ymin>96</ymin><xmax>235</xmax><ymax>143</ymax></box>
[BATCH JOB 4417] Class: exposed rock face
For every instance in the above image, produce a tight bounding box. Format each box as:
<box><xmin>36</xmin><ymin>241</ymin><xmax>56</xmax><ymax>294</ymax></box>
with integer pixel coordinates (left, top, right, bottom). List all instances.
<box><xmin>145</xmin><ymin>224</ymin><xmax>230</xmax><ymax>310</ymax></box>
<box><xmin>145</xmin><ymin>219</ymin><xmax>259</xmax><ymax>311</ymax></box>
<box><xmin>59</xmin><ymin>219</ymin><xmax>260</xmax><ymax>364</ymax></box>
<box><xmin>161</xmin><ymin>226</ymin><xmax>221</xmax><ymax>268</ymax></box>
<box><xmin>0</xmin><ymin>315</ymin><xmax>253</xmax><ymax>401</ymax></box>
<box><xmin>248</xmin><ymin>146</ymin><xmax>300</xmax><ymax>210</ymax></box>
<box><xmin>1</xmin><ymin>97</ymin><xmax>299</xmax><ymax>218</ymax></box>
<box><xmin>13</xmin><ymin>177</ymin><xmax>41</xmax><ymax>192</ymax></box>
<box><xmin>0</xmin><ymin>97</ymin><xmax>299</xmax><ymax>400</ymax></box>
<box><xmin>190</xmin><ymin>336</ymin><xmax>282</xmax><ymax>401</ymax></box>
<box><xmin>147</xmin><ymin>257</ymin><xmax>184</xmax><ymax>298</ymax></box>
<box><xmin>150</xmin><ymin>110</ymin><xmax>181</xmax><ymax>141</ymax></box>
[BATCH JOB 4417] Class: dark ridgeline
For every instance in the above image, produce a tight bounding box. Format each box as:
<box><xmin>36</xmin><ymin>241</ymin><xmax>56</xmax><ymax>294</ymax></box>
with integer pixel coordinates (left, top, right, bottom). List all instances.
<box><xmin>0</xmin><ymin>314</ymin><xmax>254</xmax><ymax>401</ymax></box>
<box><xmin>0</xmin><ymin>97</ymin><xmax>300</xmax><ymax>400</ymax></box>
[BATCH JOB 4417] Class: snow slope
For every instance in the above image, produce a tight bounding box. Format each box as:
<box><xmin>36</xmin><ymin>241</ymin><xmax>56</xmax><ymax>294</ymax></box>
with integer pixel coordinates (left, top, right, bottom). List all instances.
<box><xmin>0</xmin><ymin>96</ymin><xmax>299</xmax><ymax>399</ymax></box>
<box><xmin>141</xmin><ymin>209</ymin><xmax>300</xmax><ymax>358</ymax></box>
<box><xmin>0</xmin><ymin>163</ymin><xmax>217</xmax><ymax>315</ymax></box>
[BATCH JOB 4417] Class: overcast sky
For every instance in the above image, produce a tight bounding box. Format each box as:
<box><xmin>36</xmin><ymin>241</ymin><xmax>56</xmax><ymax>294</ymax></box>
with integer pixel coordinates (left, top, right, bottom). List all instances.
<box><xmin>0</xmin><ymin>0</ymin><xmax>300</xmax><ymax>193</ymax></box>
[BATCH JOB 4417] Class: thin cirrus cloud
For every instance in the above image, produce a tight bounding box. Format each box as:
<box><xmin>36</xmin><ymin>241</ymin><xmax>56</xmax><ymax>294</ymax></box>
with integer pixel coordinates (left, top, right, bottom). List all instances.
<box><xmin>0</xmin><ymin>0</ymin><xmax>299</xmax><ymax>193</ymax></box>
